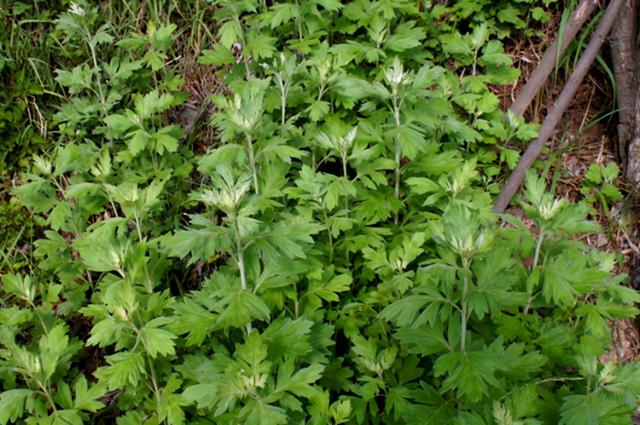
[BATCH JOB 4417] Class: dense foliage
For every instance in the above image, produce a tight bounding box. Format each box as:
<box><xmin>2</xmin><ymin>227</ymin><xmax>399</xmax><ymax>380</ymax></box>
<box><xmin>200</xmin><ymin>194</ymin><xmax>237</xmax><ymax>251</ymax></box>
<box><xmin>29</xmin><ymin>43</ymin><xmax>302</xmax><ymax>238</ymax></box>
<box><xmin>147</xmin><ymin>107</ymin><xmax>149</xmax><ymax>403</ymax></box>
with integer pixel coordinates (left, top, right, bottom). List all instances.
<box><xmin>2</xmin><ymin>1</ymin><xmax>640</xmax><ymax>424</ymax></box>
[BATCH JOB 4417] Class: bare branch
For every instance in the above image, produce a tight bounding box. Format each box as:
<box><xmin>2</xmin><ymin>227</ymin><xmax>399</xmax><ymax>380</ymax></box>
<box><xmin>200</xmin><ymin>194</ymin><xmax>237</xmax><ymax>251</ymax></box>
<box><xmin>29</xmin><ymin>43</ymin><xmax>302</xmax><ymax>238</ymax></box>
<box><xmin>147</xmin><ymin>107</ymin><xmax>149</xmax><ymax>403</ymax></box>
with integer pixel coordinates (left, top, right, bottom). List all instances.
<box><xmin>493</xmin><ymin>0</ymin><xmax>626</xmax><ymax>214</ymax></box>
<box><xmin>509</xmin><ymin>0</ymin><xmax>601</xmax><ymax>117</ymax></box>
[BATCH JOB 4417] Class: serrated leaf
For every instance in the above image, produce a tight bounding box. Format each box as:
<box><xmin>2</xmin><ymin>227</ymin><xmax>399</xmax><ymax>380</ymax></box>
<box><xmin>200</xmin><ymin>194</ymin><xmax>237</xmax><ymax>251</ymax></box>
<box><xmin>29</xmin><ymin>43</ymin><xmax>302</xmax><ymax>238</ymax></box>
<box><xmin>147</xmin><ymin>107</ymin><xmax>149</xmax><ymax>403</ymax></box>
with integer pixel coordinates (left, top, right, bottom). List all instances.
<box><xmin>183</xmin><ymin>382</ymin><xmax>219</xmax><ymax>410</ymax></box>
<box><xmin>395</xmin><ymin>323</ymin><xmax>450</xmax><ymax>356</ymax></box>
<box><xmin>142</xmin><ymin>320</ymin><xmax>177</xmax><ymax>358</ymax></box>
<box><xmin>0</xmin><ymin>389</ymin><xmax>33</xmax><ymax>425</ymax></box>
<box><xmin>217</xmin><ymin>290</ymin><xmax>271</xmax><ymax>329</ymax></box>
<box><xmin>199</xmin><ymin>46</ymin><xmax>235</xmax><ymax>66</ymax></box>
<box><xmin>275</xmin><ymin>362</ymin><xmax>324</xmax><ymax>398</ymax></box>
<box><xmin>434</xmin><ymin>351</ymin><xmax>502</xmax><ymax>403</ymax></box>
<box><xmin>263</xmin><ymin>317</ymin><xmax>314</xmax><ymax>359</ymax></box>
<box><xmin>94</xmin><ymin>351</ymin><xmax>146</xmax><ymax>389</ymax></box>
<box><xmin>73</xmin><ymin>376</ymin><xmax>106</xmax><ymax>412</ymax></box>
<box><xmin>104</xmin><ymin>114</ymin><xmax>135</xmax><ymax>133</ymax></box>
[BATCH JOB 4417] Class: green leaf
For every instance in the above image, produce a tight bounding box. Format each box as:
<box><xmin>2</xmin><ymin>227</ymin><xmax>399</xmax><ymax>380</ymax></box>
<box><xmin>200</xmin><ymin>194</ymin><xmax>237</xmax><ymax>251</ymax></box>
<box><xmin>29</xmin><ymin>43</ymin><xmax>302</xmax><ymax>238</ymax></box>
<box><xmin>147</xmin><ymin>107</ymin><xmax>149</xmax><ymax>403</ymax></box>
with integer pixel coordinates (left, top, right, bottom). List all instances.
<box><xmin>434</xmin><ymin>351</ymin><xmax>502</xmax><ymax>403</ymax></box>
<box><xmin>263</xmin><ymin>317</ymin><xmax>314</xmax><ymax>359</ymax></box>
<box><xmin>218</xmin><ymin>21</ymin><xmax>241</xmax><ymax>49</ymax></box>
<box><xmin>51</xmin><ymin>410</ymin><xmax>84</xmax><ymax>425</ymax></box>
<box><xmin>73</xmin><ymin>376</ymin><xmax>106</xmax><ymax>412</ymax></box>
<box><xmin>394</xmin><ymin>324</ymin><xmax>450</xmax><ymax>356</ymax></box>
<box><xmin>543</xmin><ymin>255</ymin><xmax>583</xmax><ymax>306</ymax></box>
<box><xmin>73</xmin><ymin>222</ymin><xmax>126</xmax><ymax>273</ymax></box>
<box><xmin>1</xmin><ymin>273</ymin><xmax>36</xmax><ymax>302</ymax></box>
<box><xmin>602</xmin><ymin>163</ymin><xmax>620</xmax><ymax>181</ymax></box>
<box><xmin>162</xmin><ymin>215</ymin><xmax>232</xmax><ymax>265</ymax></box>
<box><xmin>497</xmin><ymin>6</ymin><xmax>525</xmax><ymax>28</ymax></box>
<box><xmin>532</xmin><ymin>7</ymin><xmax>550</xmax><ymax>22</ymax></box>
<box><xmin>104</xmin><ymin>113</ymin><xmax>135</xmax><ymax>134</ymax></box>
<box><xmin>217</xmin><ymin>290</ymin><xmax>271</xmax><ymax>329</ymax></box>
<box><xmin>266</xmin><ymin>3</ymin><xmax>297</xmax><ymax>28</ymax></box>
<box><xmin>0</xmin><ymin>389</ymin><xmax>33</xmax><ymax>425</ymax></box>
<box><xmin>385</xmin><ymin>21</ymin><xmax>425</xmax><ymax>52</ymax></box>
<box><xmin>199</xmin><ymin>46</ymin><xmax>235</xmax><ymax>66</ymax></box>
<box><xmin>440</xmin><ymin>33</ymin><xmax>471</xmax><ymax>59</ymax></box>
<box><xmin>275</xmin><ymin>362</ymin><xmax>324</xmax><ymax>398</ymax></box>
<box><xmin>308</xmin><ymin>100</ymin><xmax>330</xmax><ymax>122</ymax></box>
<box><xmin>94</xmin><ymin>351</ymin><xmax>146</xmax><ymax>389</ymax></box>
<box><xmin>560</xmin><ymin>392</ymin><xmax>633</xmax><ymax>425</ymax></box>
<box><xmin>246</xmin><ymin>33</ymin><xmax>277</xmax><ymax>60</ymax></box>
<box><xmin>153</xmin><ymin>125</ymin><xmax>181</xmax><ymax>153</ymax></box>
<box><xmin>183</xmin><ymin>384</ymin><xmax>219</xmax><ymax>409</ymax></box>
<box><xmin>158</xmin><ymin>376</ymin><xmax>187</xmax><ymax>425</ymax></box>
<box><xmin>170</xmin><ymin>299</ymin><xmax>217</xmax><ymax>346</ymax></box>
<box><xmin>142</xmin><ymin>318</ymin><xmax>177</xmax><ymax>358</ymax></box>
<box><xmin>310</xmin><ymin>0</ymin><xmax>343</xmax><ymax>12</ymax></box>
<box><xmin>241</xmin><ymin>399</ymin><xmax>288</xmax><ymax>425</ymax></box>
<box><xmin>39</xmin><ymin>324</ymin><xmax>70</xmax><ymax>380</ymax></box>
<box><xmin>253</xmin><ymin>221</ymin><xmax>323</xmax><ymax>260</ymax></box>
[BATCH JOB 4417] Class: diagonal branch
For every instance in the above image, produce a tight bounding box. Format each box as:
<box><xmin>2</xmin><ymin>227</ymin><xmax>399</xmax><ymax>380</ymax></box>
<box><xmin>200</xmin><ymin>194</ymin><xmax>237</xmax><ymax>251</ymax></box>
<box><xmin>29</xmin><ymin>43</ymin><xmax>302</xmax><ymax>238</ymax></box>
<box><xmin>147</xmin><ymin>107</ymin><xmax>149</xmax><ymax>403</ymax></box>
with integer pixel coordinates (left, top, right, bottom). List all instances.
<box><xmin>493</xmin><ymin>0</ymin><xmax>626</xmax><ymax>214</ymax></box>
<box><xmin>509</xmin><ymin>0</ymin><xmax>601</xmax><ymax>117</ymax></box>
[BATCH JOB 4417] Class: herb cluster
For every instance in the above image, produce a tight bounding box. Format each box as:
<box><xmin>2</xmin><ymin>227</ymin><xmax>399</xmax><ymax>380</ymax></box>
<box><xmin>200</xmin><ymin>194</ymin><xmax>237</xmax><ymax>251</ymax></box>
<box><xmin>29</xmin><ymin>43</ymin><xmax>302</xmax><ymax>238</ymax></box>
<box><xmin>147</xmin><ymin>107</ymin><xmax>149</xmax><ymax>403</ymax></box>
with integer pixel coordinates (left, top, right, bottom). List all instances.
<box><xmin>2</xmin><ymin>1</ymin><xmax>640</xmax><ymax>424</ymax></box>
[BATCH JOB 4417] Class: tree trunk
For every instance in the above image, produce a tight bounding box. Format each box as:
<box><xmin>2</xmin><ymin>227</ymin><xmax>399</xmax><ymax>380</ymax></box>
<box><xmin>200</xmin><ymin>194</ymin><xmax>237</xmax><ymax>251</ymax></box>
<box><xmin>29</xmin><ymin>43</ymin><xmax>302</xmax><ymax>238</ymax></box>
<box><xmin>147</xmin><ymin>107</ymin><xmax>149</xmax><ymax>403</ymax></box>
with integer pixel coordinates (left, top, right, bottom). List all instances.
<box><xmin>609</xmin><ymin>0</ymin><xmax>638</xmax><ymax>170</ymax></box>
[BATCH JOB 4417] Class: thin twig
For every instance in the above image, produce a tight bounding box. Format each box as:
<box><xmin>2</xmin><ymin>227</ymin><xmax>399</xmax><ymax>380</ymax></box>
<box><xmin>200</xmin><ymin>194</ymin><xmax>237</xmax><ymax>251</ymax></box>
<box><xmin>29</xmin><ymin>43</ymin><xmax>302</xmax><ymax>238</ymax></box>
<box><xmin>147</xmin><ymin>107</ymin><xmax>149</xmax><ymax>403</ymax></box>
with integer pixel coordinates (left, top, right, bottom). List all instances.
<box><xmin>509</xmin><ymin>0</ymin><xmax>601</xmax><ymax>117</ymax></box>
<box><xmin>493</xmin><ymin>0</ymin><xmax>626</xmax><ymax>213</ymax></box>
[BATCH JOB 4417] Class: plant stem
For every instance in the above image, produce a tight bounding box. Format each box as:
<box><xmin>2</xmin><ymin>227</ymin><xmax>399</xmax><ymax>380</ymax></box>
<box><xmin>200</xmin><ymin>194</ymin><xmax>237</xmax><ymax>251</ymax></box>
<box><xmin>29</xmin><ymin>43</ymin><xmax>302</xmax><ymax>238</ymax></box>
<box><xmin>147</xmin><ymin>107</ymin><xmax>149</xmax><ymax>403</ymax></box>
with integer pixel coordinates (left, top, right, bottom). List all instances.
<box><xmin>133</xmin><ymin>210</ymin><xmax>144</xmax><ymax>242</ymax></box>
<box><xmin>238</xmin><ymin>249</ymin><xmax>247</xmax><ymax>292</ymax></box>
<box><xmin>394</xmin><ymin>139</ymin><xmax>401</xmax><ymax>201</ymax></box>
<box><xmin>37</xmin><ymin>380</ymin><xmax>57</xmax><ymax>413</ymax></box>
<box><xmin>532</xmin><ymin>228</ymin><xmax>544</xmax><ymax>271</ymax></box>
<box><xmin>391</xmin><ymin>96</ymin><xmax>402</xmax><ymax>223</ymax></box>
<box><xmin>245</xmin><ymin>134</ymin><xmax>260</xmax><ymax>195</ymax></box>
<box><xmin>293</xmin><ymin>283</ymin><xmax>300</xmax><ymax>318</ymax></box>
<box><xmin>524</xmin><ymin>228</ymin><xmax>544</xmax><ymax>315</ymax></box>
<box><xmin>234</xmin><ymin>215</ymin><xmax>253</xmax><ymax>334</ymax></box>
<box><xmin>460</xmin><ymin>274</ymin><xmax>469</xmax><ymax>352</ymax></box>
<box><xmin>322</xmin><ymin>210</ymin><xmax>334</xmax><ymax>263</ymax></box>
<box><xmin>146</xmin><ymin>356</ymin><xmax>162</xmax><ymax>406</ymax></box>
<box><xmin>471</xmin><ymin>49</ymin><xmax>478</xmax><ymax>77</ymax></box>
<box><xmin>277</xmin><ymin>76</ymin><xmax>287</xmax><ymax>127</ymax></box>
<box><xmin>460</xmin><ymin>259</ymin><xmax>471</xmax><ymax>352</ymax></box>
<box><xmin>28</xmin><ymin>300</ymin><xmax>49</xmax><ymax>335</ymax></box>
<box><xmin>342</xmin><ymin>155</ymin><xmax>348</xmax><ymax>181</ymax></box>
<box><xmin>294</xmin><ymin>0</ymin><xmax>303</xmax><ymax>40</ymax></box>
<box><xmin>86</xmin><ymin>31</ymin><xmax>107</xmax><ymax>114</ymax></box>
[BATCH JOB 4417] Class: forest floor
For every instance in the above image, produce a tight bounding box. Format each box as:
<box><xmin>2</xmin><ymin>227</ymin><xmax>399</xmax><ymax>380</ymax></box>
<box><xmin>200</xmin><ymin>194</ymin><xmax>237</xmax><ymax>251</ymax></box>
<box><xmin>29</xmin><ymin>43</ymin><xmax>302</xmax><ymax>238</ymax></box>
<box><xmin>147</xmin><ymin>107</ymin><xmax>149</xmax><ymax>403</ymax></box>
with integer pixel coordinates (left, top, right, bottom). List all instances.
<box><xmin>500</xmin><ymin>16</ymin><xmax>640</xmax><ymax>368</ymax></box>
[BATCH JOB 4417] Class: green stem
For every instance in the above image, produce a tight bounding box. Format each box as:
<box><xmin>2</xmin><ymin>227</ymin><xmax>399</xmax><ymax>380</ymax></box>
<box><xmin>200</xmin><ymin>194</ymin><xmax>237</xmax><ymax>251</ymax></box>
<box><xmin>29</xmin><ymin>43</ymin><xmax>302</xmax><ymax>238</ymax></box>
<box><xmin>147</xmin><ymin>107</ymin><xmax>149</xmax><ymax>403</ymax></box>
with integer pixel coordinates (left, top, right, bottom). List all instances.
<box><xmin>524</xmin><ymin>228</ymin><xmax>545</xmax><ymax>315</ymax></box>
<box><xmin>146</xmin><ymin>356</ymin><xmax>162</xmax><ymax>406</ymax></box>
<box><xmin>472</xmin><ymin>49</ymin><xmax>478</xmax><ymax>77</ymax></box>
<box><xmin>86</xmin><ymin>31</ymin><xmax>107</xmax><ymax>114</ymax></box>
<box><xmin>341</xmin><ymin>155</ymin><xmax>351</xmax><ymax>264</ymax></box>
<box><xmin>36</xmin><ymin>380</ymin><xmax>57</xmax><ymax>413</ymax></box>
<box><xmin>293</xmin><ymin>283</ymin><xmax>300</xmax><ymax>318</ymax></box>
<box><xmin>342</xmin><ymin>155</ymin><xmax>348</xmax><ymax>181</ymax></box>
<box><xmin>460</xmin><ymin>258</ymin><xmax>472</xmax><ymax>352</ymax></box>
<box><xmin>392</xmin><ymin>97</ymin><xmax>402</xmax><ymax>224</ymax></box>
<box><xmin>245</xmin><ymin>134</ymin><xmax>259</xmax><ymax>195</ymax></box>
<box><xmin>277</xmin><ymin>76</ymin><xmax>287</xmax><ymax>127</ymax></box>
<box><xmin>234</xmin><ymin>215</ymin><xmax>253</xmax><ymax>334</ymax></box>
<box><xmin>133</xmin><ymin>210</ymin><xmax>144</xmax><ymax>242</ymax></box>
<box><xmin>460</xmin><ymin>274</ymin><xmax>469</xmax><ymax>352</ymax></box>
<box><xmin>294</xmin><ymin>0</ymin><xmax>303</xmax><ymax>40</ymax></box>
<box><xmin>532</xmin><ymin>228</ymin><xmax>545</xmax><ymax>272</ymax></box>
<box><xmin>394</xmin><ymin>138</ymin><xmax>401</xmax><ymax>201</ymax></box>
<box><xmin>322</xmin><ymin>210</ymin><xmax>334</xmax><ymax>263</ymax></box>
<box><xmin>28</xmin><ymin>300</ymin><xmax>49</xmax><ymax>335</ymax></box>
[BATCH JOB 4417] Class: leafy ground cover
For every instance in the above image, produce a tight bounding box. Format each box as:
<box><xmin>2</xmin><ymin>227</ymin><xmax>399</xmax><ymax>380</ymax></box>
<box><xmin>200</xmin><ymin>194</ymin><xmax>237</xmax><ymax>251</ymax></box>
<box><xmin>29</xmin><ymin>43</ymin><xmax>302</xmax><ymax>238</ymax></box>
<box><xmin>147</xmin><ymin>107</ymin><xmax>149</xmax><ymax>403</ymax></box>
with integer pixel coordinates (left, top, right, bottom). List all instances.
<box><xmin>2</xmin><ymin>1</ymin><xmax>640</xmax><ymax>424</ymax></box>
